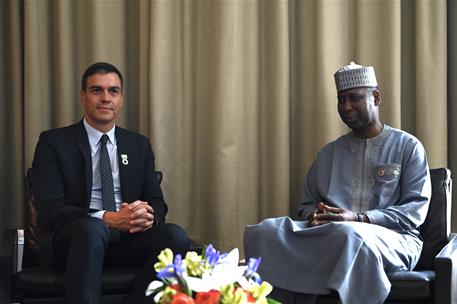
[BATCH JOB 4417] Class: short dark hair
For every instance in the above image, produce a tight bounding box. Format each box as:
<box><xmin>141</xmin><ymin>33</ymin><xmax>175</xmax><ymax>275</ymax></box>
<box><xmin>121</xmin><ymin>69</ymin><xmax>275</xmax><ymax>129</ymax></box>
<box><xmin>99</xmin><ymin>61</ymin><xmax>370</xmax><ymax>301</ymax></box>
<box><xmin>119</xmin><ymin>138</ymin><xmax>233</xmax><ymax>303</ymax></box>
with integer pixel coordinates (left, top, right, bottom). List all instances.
<box><xmin>81</xmin><ymin>62</ymin><xmax>124</xmax><ymax>91</ymax></box>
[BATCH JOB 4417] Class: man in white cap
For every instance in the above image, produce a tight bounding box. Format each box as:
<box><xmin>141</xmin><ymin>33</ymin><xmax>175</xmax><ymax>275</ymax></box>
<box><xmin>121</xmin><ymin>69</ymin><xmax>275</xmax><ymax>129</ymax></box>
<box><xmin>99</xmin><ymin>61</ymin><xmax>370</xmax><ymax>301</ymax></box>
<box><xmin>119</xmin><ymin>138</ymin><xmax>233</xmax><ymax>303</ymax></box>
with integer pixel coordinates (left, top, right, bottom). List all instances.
<box><xmin>244</xmin><ymin>62</ymin><xmax>431</xmax><ymax>304</ymax></box>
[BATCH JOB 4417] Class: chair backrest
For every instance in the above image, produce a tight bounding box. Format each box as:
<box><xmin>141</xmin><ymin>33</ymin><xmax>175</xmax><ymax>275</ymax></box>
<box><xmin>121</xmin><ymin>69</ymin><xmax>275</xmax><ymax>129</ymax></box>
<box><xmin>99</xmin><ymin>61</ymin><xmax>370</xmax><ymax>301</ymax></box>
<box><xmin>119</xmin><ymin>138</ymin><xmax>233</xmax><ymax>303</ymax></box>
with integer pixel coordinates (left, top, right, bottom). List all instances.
<box><xmin>22</xmin><ymin>168</ymin><xmax>164</xmax><ymax>268</ymax></box>
<box><xmin>415</xmin><ymin>168</ymin><xmax>452</xmax><ymax>270</ymax></box>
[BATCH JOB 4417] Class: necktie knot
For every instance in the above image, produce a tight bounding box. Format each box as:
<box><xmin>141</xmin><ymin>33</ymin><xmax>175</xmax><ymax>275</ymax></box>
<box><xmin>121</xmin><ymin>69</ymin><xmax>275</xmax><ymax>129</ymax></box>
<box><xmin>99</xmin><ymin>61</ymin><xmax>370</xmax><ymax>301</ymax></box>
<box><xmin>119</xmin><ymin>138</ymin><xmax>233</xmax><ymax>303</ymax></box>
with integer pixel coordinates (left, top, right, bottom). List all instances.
<box><xmin>101</xmin><ymin>134</ymin><xmax>109</xmax><ymax>146</ymax></box>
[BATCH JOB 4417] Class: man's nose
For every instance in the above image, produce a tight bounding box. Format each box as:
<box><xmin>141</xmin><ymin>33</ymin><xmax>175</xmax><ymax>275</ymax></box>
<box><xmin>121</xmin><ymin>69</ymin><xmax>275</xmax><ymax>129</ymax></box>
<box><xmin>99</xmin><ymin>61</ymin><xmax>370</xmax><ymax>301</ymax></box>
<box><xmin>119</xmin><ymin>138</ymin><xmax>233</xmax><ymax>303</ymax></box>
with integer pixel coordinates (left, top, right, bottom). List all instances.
<box><xmin>101</xmin><ymin>90</ymin><xmax>111</xmax><ymax>102</ymax></box>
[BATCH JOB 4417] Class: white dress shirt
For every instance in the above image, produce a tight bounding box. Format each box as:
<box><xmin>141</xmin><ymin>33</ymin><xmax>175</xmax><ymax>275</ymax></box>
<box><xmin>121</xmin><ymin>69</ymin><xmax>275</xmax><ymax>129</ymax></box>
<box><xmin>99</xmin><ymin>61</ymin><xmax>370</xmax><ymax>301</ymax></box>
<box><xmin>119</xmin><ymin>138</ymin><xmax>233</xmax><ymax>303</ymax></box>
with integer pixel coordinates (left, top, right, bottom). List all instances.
<box><xmin>83</xmin><ymin>119</ymin><xmax>122</xmax><ymax>219</ymax></box>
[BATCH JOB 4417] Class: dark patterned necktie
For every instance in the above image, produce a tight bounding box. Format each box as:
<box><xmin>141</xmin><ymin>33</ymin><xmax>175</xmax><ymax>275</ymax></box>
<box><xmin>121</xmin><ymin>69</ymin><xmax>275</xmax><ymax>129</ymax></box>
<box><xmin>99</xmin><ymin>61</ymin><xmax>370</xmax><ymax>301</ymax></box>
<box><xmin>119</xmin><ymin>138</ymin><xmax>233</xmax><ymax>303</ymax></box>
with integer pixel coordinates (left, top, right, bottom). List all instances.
<box><xmin>100</xmin><ymin>134</ymin><xmax>119</xmax><ymax>241</ymax></box>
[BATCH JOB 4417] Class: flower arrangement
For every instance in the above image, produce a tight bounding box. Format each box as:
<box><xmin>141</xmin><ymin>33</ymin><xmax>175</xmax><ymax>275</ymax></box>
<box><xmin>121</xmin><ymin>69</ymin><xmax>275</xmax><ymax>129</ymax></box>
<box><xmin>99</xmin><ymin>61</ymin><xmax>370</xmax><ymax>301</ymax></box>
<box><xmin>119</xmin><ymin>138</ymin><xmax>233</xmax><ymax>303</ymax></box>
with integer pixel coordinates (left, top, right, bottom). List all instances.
<box><xmin>146</xmin><ymin>244</ymin><xmax>279</xmax><ymax>304</ymax></box>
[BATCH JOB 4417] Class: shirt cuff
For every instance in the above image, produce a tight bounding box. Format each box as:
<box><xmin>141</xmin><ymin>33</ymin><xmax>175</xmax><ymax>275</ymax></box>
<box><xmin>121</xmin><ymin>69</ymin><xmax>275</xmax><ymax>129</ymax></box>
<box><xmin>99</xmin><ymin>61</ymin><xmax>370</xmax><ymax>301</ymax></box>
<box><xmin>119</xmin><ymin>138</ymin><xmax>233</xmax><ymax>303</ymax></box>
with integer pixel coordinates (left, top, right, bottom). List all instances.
<box><xmin>89</xmin><ymin>210</ymin><xmax>106</xmax><ymax>220</ymax></box>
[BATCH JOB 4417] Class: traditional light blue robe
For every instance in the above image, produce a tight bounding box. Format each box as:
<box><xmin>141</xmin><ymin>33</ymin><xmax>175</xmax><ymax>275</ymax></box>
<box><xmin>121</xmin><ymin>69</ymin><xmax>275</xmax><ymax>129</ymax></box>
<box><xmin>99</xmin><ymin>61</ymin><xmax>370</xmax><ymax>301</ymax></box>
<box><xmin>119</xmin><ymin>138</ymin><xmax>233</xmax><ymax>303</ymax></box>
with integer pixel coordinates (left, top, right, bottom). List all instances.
<box><xmin>244</xmin><ymin>125</ymin><xmax>431</xmax><ymax>304</ymax></box>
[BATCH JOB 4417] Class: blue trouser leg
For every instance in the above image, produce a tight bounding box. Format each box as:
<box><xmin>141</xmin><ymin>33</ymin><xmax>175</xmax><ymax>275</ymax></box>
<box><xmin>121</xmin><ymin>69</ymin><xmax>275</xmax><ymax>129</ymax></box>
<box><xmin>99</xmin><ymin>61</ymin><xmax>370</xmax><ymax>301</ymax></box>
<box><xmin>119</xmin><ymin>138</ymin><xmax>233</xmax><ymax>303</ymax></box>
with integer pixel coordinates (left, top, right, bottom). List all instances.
<box><xmin>53</xmin><ymin>217</ymin><xmax>109</xmax><ymax>304</ymax></box>
<box><xmin>105</xmin><ymin>223</ymin><xmax>189</xmax><ymax>304</ymax></box>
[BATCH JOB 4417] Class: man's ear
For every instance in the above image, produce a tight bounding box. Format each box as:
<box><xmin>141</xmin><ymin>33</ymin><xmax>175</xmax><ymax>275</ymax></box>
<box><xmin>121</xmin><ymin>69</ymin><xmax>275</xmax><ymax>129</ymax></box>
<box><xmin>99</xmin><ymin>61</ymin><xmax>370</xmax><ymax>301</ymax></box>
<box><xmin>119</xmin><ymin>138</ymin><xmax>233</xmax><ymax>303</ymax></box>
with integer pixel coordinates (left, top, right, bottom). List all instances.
<box><xmin>372</xmin><ymin>89</ymin><xmax>381</xmax><ymax>106</ymax></box>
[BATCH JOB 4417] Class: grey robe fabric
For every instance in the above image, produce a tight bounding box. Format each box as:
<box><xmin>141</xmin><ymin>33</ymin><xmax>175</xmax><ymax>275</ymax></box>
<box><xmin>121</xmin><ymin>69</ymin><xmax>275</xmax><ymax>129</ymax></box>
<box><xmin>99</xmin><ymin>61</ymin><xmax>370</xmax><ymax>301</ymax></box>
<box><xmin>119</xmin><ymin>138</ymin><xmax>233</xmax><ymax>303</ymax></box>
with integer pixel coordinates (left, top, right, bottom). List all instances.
<box><xmin>244</xmin><ymin>125</ymin><xmax>431</xmax><ymax>304</ymax></box>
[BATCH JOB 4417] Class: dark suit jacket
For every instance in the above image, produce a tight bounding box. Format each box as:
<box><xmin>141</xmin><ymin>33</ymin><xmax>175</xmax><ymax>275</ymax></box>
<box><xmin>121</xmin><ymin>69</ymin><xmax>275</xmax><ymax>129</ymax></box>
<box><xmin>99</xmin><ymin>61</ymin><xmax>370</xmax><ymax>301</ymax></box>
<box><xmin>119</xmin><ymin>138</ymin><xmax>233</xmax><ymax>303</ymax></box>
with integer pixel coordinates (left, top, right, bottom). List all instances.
<box><xmin>32</xmin><ymin>120</ymin><xmax>167</xmax><ymax>265</ymax></box>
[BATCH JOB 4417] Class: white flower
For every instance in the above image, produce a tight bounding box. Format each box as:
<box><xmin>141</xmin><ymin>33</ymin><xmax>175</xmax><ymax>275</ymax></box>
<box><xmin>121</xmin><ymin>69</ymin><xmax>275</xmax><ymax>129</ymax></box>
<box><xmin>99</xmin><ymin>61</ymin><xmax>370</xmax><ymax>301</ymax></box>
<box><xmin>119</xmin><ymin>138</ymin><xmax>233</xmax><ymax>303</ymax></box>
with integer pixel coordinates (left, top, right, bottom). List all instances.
<box><xmin>185</xmin><ymin>248</ymin><xmax>250</xmax><ymax>292</ymax></box>
<box><xmin>146</xmin><ymin>280</ymin><xmax>164</xmax><ymax>296</ymax></box>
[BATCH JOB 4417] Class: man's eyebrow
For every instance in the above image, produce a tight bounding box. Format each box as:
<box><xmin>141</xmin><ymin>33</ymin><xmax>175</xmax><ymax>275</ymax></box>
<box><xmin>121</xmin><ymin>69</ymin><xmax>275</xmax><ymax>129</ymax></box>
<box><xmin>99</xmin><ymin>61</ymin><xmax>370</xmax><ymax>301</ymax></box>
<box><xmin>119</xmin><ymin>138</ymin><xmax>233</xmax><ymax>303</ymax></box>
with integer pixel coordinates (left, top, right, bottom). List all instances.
<box><xmin>87</xmin><ymin>85</ymin><xmax>121</xmax><ymax>90</ymax></box>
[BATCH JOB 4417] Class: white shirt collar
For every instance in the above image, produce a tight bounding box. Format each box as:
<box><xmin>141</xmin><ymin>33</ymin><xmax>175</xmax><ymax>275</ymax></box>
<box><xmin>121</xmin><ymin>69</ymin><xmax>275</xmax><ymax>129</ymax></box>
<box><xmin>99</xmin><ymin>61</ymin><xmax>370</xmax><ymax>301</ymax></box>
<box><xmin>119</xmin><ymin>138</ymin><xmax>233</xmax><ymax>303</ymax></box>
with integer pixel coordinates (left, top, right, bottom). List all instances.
<box><xmin>83</xmin><ymin>119</ymin><xmax>116</xmax><ymax>146</ymax></box>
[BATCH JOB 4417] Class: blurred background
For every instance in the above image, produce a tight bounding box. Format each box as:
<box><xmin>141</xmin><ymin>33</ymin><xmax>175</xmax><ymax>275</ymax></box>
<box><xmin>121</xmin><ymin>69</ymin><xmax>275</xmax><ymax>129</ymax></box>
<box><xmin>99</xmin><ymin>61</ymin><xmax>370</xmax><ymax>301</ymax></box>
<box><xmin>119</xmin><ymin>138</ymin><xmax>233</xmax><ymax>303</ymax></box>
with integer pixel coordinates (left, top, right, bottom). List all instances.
<box><xmin>0</xmin><ymin>0</ymin><xmax>455</xmax><ymax>253</ymax></box>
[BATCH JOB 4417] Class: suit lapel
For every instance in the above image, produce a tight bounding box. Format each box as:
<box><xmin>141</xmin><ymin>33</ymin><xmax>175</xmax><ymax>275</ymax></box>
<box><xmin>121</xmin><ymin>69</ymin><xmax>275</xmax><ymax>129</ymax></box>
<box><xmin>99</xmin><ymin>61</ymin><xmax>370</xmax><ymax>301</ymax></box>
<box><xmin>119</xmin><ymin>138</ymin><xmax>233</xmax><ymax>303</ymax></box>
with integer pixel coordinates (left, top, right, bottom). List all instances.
<box><xmin>115</xmin><ymin>126</ymin><xmax>130</xmax><ymax>201</ymax></box>
<box><xmin>74</xmin><ymin>121</ymin><xmax>93</xmax><ymax>205</ymax></box>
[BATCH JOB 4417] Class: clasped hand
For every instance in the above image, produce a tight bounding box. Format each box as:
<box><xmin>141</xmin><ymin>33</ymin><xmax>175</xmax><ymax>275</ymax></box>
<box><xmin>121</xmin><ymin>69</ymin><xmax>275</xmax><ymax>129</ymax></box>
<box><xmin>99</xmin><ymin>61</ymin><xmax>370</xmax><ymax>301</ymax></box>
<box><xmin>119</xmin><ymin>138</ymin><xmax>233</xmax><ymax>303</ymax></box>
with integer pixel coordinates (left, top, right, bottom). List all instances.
<box><xmin>308</xmin><ymin>202</ymin><xmax>357</xmax><ymax>227</ymax></box>
<box><xmin>103</xmin><ymin>200</ymin><xmax>155</xmax><ymax>233</ymax></box>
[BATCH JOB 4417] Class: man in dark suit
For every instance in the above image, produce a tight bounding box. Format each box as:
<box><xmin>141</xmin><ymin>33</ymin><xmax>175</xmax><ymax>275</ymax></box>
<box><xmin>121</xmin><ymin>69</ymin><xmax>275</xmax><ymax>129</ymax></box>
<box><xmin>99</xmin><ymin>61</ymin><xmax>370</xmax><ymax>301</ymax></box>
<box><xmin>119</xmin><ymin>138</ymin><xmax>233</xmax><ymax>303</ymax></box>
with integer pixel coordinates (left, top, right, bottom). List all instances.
<box><xmin>32</xmin><ymin>62</ymin><xmax>189</xmax><ymax>304</ymax></box>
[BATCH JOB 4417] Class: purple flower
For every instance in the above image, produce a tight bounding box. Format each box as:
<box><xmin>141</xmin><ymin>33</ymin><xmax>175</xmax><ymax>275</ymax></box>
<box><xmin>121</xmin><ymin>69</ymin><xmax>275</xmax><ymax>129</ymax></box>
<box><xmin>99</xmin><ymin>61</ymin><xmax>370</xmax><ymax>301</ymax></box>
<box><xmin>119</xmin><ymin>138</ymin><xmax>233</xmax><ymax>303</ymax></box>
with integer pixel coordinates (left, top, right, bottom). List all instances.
<box><xmin>157</xmin><ymin>254</ymin><xmax>184</xmax><ymax>280</ymax></box>
<box><xmin>174</xmin><ymin>254</ymin><xmax>184</xmax><ymax>276</ymax></box>
<box><xmin>243</xmin><ymin>257</ymin><xmax>262</xmax><ymax>284</ymax></box>
<box><xmin>247</xmin><ymin>257</ymin><xmax>262</xmax><ymax>273</ymax></box>
<box><xmin>205</xmin><ymin>244</ymin><xmax>222</xmax><ymax>266</ymax></box>
<box><xmin>157</xmin><ymin>265</ymin><xmax>175</xmax><ymax>280</ymax></box>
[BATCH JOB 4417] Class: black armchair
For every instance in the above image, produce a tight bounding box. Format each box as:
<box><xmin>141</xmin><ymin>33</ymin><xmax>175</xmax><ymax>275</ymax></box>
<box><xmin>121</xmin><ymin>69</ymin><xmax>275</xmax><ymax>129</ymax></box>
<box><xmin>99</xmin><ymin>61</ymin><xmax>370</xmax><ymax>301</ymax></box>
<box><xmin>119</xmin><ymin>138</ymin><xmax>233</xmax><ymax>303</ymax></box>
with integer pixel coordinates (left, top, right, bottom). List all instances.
<box><xmin>1</xmin><ymin>168</ymin><xmax>201</xmax><ymax>304</ymax></box>
<box><xmin>274</xmin><ymin>168</ymin><xmax>457</xmax><ymax>304</ymax></box>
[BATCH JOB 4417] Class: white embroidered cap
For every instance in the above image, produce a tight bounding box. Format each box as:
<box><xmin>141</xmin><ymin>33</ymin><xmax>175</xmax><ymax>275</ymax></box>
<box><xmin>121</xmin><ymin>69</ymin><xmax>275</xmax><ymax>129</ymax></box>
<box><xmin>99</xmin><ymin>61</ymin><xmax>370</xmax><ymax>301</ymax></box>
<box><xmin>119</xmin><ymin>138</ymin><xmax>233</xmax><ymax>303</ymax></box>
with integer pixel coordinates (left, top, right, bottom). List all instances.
<box><xmin>334</xmin><ymin>61</ymin><xmax>378</xmax><ymax>92</ymax></box>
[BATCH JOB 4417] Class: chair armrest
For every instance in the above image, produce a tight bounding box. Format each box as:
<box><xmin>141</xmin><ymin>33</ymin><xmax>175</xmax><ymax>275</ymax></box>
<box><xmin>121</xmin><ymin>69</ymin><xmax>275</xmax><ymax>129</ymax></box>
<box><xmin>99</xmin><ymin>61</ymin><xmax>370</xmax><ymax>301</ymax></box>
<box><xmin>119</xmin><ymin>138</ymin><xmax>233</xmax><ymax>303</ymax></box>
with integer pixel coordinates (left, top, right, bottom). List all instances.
<box><xmin>435</xmin><ymin>234</ymin><xmax>457</xmax><ymax>304</ymax></box>
<box><xmin>0</xmin><ymin>229</ymin><xmax>19</xmax><ymax>303</ymax></box>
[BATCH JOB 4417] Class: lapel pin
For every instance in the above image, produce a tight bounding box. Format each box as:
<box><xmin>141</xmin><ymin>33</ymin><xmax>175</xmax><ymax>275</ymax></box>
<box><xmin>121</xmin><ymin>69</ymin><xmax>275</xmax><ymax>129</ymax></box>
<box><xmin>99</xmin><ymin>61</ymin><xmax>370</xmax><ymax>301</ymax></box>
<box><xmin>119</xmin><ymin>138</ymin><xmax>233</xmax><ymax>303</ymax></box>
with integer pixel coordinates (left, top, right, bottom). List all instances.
<box><xmin>121</xmin><ymin>154</ymin><xmax>129</xmax><ymax>165</ymax></box>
